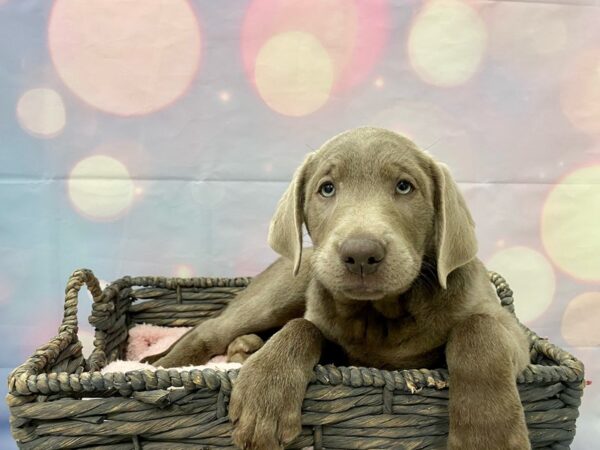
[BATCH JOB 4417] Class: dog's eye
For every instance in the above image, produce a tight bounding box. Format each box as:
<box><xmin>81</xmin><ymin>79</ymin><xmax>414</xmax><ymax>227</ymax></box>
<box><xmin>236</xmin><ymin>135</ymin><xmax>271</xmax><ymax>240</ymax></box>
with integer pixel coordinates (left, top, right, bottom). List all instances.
<box><xmin>396</xmin><ymin>180</ymin><xmax>413</xmax><ymax>195</ymax></box>
<box><xmin>319</xmin><ymin>182</ymin><xmax>336</xmax><ymax>198</ymax></box>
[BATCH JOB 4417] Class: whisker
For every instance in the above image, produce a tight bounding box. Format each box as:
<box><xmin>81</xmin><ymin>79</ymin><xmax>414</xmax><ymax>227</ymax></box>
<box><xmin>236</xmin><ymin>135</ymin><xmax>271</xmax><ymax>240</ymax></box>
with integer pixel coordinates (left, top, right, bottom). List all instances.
<box><xmin>423</xmin><ymin>137</ymin><xmax>442</xmax><ymax>152</ymax></box>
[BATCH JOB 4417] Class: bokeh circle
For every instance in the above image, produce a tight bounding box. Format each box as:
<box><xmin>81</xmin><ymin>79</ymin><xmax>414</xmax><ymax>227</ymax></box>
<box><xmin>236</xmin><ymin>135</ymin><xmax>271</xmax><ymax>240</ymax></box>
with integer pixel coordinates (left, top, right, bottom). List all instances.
<box><xmin>542</xmin><ymin>165</ymin><xmax>600</xmax><ymax>282</ymax></box>
<box><xmin>48</xmin><ymin>0</ymin><xmax>201</xmax><ymax>116</ymax></box>
<box><xmin>562</xmin><ymin>292</ymin><xmax>600</xmax><ymax>346</ymax></box>
<box><xmin>68</xmin><ymin>155</ymin><xmax>135</xmax><ymax>221</ymax></box>
<box><xmin>408</xmin><ymin>0</ymin><xmax>487</xmax><ymax>87</ymax></box>
<box><xmin>254</xmin><ymin>31</ymin><xmax>335</xmax><ymax>117</ymax></box>
<box><xmin>486</xmin><ymin>246</ymin><xmax>556</xmax><ymax>323</ymax></box>
<box><xmin>241</xmin><ymin>0</ymin><xmax>388</xmax><ymax>115</ymax></box>
<box><xmin>16</xmin><ymin>88</ymin><xmax>66</xmax><ymax>137</ymax></box>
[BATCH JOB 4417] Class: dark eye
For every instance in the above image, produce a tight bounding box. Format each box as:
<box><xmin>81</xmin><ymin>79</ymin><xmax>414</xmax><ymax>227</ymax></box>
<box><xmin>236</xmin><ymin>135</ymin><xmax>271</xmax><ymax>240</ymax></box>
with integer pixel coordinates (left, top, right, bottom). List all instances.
<box><xmin>319</xmin><ymin>182</ymin><xmax>336</xmax><ymax>198</ymax></box>
<box><xmin>396</xmin><ymin>180</ymin><xmax>413</xmax><ymax>195</ymax></box>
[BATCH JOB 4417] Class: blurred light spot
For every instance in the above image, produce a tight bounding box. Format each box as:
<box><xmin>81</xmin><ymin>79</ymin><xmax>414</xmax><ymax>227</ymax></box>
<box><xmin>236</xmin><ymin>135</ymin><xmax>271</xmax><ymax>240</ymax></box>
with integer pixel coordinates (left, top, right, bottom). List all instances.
<box><xmin>219</xmin><ymin>91</ymin><xmax>231</xmax><ymax>102</ymax></box>
<box><xmin>16</xmin><ymin>88</ymin><xmax>66</xmax><ymax>138</ymax></box>
<box><xmin>408</xmin><ymin>0</ymin><xmax>486</xmax><ymax>87</ymax></box>
<box><xmin>242</xmin><ymin>0</ymin><xmax>388</xmax><ymax>94</ymax></box>
<box><xmin>69</xmin><ymin>155</ymin><xmax>135</xmax><ymax>221</ymax></box>
<box><xmin>175</xmin><ymin>264</ymin><xmax>194</xmax><ymax>278</ymax></box>
<box><xmin>48</xmin><ymin>0</ymin><xmax>201</xmax><ymax>116</ymax></box>
<box><xmin>496</xmin><ymin>239</ymin><xmax>505</xmax><ymax>248</ymax></box>
<box><xmin>254</xmin><ymin>31</ymin><xmax>334</xmax><ymax>116</ymax></box>
<box><xmin>374</xmin><ymin>76</ymin><xmax>385</xmax><ymax>88</ymax></box>
<box><xmin>561</xmin><ymin>50</ymin><xmax>600</xmax><ymax>135</ymax></box>
<box><xmin>562</xmin><ymin>292</ymin><xmax>600</xmax><ymax>346</ymax></box>
<box><xmin>135</xmin><ymin>187</ymin><xmax>144</xmax><ymax>196</ymax></box>
<box><xmin>264</xmin><ymin>162</ymin><xmax>273</xmax><ymax>173</ymax></box>
<box><xmin>542</xmin><ymin>165</ymin><xmax>600</xmax><ymax>282</ymax></box>
<box><xmin>487</xmin><ymin>246</ymin><xmax>555</xmax><ymax>324</ymax></box>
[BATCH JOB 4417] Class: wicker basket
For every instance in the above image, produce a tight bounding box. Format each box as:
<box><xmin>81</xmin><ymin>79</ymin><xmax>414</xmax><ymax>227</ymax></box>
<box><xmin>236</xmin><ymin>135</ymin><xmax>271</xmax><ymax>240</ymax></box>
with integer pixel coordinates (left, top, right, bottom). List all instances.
<box><xmin>7</xmin><ymin>269</ymin><xmax>585</xmax><ymax>449</ymax></box>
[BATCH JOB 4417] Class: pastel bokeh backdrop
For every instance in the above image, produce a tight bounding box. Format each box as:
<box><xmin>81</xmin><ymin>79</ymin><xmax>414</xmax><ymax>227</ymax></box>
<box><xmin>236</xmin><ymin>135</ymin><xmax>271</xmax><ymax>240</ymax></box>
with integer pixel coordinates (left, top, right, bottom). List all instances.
<box><xmin>1</xmin><ymin>0</ymin><xmax>599</xmax><ymax>448</ymax></box>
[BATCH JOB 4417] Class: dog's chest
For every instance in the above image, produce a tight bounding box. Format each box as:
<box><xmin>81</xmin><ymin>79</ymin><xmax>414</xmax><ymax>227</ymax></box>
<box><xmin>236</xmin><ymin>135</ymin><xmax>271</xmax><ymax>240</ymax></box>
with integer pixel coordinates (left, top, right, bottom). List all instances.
<box><xmin>308</xmin><ymin>298</ymin><xmax>440</xmax><ymax>369</ymax></box>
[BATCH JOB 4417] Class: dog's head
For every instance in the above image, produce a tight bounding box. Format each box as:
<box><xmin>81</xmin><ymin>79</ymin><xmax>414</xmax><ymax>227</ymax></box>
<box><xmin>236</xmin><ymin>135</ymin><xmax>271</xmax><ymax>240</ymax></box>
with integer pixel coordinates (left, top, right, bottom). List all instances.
<box><xmin>268</xmin><ymin>127</ymin><xmax>477</xmax><ymax>300</ymax></box>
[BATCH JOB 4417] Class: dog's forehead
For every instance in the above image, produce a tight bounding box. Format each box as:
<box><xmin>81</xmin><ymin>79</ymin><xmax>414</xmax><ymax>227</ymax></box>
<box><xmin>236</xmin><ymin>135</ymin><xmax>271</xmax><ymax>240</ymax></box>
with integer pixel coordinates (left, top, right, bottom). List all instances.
<box><xmin>314</xmin><ymin>128</ymin><xmax>429</xmax><ymax>174</ymax></box>
<box><xmin>320</xmin><ymin>127</ymin><xmax>418</xmax><ymax>152</ymax></box>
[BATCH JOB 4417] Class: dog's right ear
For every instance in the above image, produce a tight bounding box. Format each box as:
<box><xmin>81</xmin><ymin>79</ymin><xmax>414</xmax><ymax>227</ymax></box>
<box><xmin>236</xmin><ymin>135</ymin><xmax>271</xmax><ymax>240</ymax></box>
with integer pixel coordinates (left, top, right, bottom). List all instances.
<box><xmin>431</xmin><ymin>162</ymin><xmax>478</xmax><ymax>289</ymax></box>
<box><xmin>268</xmin><ymin>153</ymin><xmax>315</xmax><ymax>275</ymax></box>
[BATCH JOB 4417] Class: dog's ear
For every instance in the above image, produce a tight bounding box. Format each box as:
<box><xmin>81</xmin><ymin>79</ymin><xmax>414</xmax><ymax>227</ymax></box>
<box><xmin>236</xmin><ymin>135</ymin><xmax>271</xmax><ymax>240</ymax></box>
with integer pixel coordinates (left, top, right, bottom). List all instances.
<box><xmin>268</xmin><ymin>153</ymin><xmax>315</xmax><ymax>275</ymax></box>
<box><xmin>431</xmin><ymin>162</ymin><xmax>478</xmax><ymax>289</ymax></box>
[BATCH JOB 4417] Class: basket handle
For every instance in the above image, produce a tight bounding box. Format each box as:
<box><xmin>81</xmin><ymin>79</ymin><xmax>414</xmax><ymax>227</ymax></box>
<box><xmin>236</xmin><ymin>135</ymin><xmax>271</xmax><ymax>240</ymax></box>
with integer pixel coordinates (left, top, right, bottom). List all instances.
<box><xmin>489</xmin><ymin>271</ymin><xmax>516</xmax><ymax>315</ymax></box>
<box><xmin>60</xmin><ymin>268</ymin><xmax>104</xmax><ymax>333</ymax></box>
<box><xmin>8</xmin><ymin>269</ymin><xmax>103</xmax><ymax>386</ymax></box>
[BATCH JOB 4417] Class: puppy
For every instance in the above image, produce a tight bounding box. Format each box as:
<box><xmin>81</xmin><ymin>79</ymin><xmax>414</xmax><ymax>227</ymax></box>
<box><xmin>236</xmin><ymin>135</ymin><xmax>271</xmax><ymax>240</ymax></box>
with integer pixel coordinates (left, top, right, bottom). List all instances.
<box><xmin>145</xmin><ymin>128</ymin><xmax>531</xmax><ymax>450</ymax></box>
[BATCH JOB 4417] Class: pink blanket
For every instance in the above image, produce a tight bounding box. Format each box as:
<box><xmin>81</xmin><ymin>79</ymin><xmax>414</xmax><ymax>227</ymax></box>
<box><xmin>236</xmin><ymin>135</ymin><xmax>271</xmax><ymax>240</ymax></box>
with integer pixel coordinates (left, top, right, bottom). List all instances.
<box><xmin>101</xmin><ymin>323</ymin><xmax>241</xmax><ymax>373</ymax></box>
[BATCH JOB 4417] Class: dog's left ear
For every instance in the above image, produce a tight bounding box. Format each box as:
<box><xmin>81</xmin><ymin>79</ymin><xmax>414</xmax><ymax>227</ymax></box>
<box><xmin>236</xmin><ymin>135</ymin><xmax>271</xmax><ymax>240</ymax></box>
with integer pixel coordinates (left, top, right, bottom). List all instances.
<box><xmin>431</xmin><ymin>162</ymin><xmax>478</xmax><ymax>289</ymax></box>
<box><xmin>268</xmin><ymin>153</ymin><xmax>315</xmax><ymax>275</ymax></box>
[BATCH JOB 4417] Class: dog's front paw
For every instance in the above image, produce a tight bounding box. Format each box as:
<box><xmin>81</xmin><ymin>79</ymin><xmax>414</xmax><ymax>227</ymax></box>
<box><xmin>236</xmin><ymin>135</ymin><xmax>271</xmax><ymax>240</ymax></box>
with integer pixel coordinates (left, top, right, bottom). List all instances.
<box><xmin>229</xmin><ymin>357</ymin><xmax>303</xmax><ymax>449</ymax></box>
<box><xmin>449</xmin><ymin>420</ymin><xmax>531</xmax><ymax>450</ymax></box>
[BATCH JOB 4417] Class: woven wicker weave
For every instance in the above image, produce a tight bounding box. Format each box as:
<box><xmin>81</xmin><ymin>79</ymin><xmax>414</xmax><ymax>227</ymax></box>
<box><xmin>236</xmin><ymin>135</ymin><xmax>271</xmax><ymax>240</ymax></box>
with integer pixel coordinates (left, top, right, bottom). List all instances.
<box><xmin>7</xmin><ymin>269</ymin><xmax>585</xmax><ymax>449</ymax></box>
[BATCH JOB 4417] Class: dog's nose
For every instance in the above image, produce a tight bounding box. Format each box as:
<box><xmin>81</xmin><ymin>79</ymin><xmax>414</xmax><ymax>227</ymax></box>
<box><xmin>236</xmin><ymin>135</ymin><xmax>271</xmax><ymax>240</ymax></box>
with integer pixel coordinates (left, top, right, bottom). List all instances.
<box><xmin>340</xmin><ymin>237</ymin><xmax>386</xmax><ymax>275</ymax></box>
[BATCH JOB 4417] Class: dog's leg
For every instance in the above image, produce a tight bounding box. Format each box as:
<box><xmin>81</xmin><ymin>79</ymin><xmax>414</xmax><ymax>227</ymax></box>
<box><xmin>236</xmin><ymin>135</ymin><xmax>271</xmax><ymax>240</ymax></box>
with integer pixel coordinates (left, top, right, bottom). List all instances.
<box><xmin>144</xmin><ymin>256</ymin><xmax>310</xmax><ymax>367</ymax></box>
<box><xmin>446</xmin><ymin>313</ymin><xmax>531</xmax><ymax>450</ymax></box>
<box><xmin>229</xmin><ymin>318</ymin><xmax>322</xmax><ymax>450</ymax></box>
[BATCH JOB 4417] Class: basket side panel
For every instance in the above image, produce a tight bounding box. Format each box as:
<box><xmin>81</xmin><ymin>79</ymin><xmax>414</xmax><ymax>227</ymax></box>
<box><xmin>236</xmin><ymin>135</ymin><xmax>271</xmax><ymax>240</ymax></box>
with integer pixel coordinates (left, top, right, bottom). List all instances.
<box><xmin>89</xmin><ymin>279</ymin><xmax>248</xmax><ymax>365</ymax></box>
<box><xmin>126</xmin><ymin>285</ymin><xmax>245</xmax><ymax>328</ymax></box>
<box><xmin>8</xmin><ymin>378</ymin><xmax>584</xmax><ymax>449</ymax></box>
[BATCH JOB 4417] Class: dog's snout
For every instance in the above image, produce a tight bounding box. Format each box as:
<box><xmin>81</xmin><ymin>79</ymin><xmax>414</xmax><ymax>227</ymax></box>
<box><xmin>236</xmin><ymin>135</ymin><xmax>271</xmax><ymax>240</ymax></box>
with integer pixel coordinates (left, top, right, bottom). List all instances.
<box><xmin>340</xmin><ymin>237</ymin><xmax>386</xmax><ymax>275</ymax></box>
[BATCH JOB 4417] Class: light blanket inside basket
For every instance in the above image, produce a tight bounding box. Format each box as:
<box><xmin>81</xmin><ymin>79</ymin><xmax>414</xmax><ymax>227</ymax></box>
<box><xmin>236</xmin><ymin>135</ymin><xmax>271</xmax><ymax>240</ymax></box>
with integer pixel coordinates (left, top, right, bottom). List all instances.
<box><xmin>101</xmin><ymin>323</ymin><xmax>242</xmax><ymax>373</ymax></box>
<box><xmin>100</xmin><ymin>325</ymin><xmax>314</xmax><ymax>450</ymax></box>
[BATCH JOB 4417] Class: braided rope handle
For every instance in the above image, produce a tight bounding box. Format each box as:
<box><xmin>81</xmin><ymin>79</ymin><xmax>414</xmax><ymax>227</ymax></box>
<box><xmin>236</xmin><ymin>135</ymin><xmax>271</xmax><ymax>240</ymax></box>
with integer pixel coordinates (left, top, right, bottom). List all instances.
<box><xmin>9</xmin><ymin>269</ymin><xmax>104</xmax><ymax>383</ymax></box>
<box><xmin>488</xmin><ymin>270</ymin><xmax>549</xmax><ymax>364</ymax></box>
<box><xmin>489</xmin><ymin>271</ymin><xmax>516</xmax><ymax>315</ymax></box>
<box><xmin>60</xmin><ymin>268</ymin><xmax>104</xmax><ymax>334</ymax></box>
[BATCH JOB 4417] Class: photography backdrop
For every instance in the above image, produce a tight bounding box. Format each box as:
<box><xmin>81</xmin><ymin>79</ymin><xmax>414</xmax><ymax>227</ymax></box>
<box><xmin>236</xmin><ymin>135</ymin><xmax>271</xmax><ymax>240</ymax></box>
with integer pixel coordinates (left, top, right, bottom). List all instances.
<box><xmin>1</xmin><ymin>0</ymin><xmax>599</xmax><ymax>448</ymax></box>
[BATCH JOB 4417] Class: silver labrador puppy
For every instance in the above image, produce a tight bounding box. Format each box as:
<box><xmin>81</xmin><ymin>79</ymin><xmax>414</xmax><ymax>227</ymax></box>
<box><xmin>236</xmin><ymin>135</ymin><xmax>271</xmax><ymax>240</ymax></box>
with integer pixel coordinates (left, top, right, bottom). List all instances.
<box><xmin>145</xmin><ymin>127</ymin><xmax>531</xmax><ymax>450</ymax></box>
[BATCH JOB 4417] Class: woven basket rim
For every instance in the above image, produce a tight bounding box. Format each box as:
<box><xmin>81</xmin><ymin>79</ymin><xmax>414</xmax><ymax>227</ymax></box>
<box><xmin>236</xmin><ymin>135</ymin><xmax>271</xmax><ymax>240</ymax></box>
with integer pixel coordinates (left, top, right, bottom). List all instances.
<box><xmin>7</xmin><ymin>270</ymin><xmax>585</xmax><ymax>399</ymax></box>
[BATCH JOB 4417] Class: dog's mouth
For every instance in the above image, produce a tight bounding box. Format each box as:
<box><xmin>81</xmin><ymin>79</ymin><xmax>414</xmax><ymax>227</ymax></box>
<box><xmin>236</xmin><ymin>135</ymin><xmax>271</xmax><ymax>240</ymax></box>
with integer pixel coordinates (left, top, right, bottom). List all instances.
<box><xmin>342</xmin><ymin>287</ymin><xmax>386</xmax><ymax>301</ymax></box>
<box><xmin>336</xmin><ymin>266</ymin><xmax>418</xmax><ymax>301</ymax></box>
<box><xmin>341</xmin><ymin>278</ymin><xmax>387</xmax><ymax>300</ymax></box>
